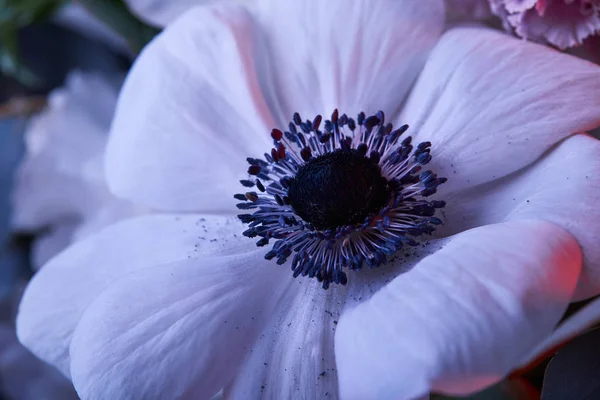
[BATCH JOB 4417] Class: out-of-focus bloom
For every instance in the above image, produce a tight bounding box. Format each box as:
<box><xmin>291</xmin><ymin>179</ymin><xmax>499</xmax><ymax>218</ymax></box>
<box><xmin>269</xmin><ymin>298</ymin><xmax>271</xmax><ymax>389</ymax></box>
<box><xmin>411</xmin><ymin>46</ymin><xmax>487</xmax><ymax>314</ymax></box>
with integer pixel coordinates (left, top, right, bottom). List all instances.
<box><xmin>490</xmin><ymin>0</ymin><xmax>600</xmax><ymax>49</ymax></box>
<box><xmin>124</xmin><ymin>0</ymin><xmax>237</xmax><ymax>27</ymax></box>
<box><xmin>16</xmin><ymin>0</ymin><xmax>600</xmax><ymax>399</ymax></box>
<box><xmin>11</xmin><ymin>72</ymin><xmax>139</xmax><ymax>269</ymax></box>
<box><xmin>54</xmin><ymin>4</ymin><xmax>129</xmax><ymax>54</ymax></box>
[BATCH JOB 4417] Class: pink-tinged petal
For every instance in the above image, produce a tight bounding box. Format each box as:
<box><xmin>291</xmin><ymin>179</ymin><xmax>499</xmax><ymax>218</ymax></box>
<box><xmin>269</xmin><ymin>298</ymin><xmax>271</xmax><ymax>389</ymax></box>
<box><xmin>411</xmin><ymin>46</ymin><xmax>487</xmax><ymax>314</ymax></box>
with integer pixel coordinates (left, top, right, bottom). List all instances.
<box><xmin>0</xmin><ymin>325</ymin><xmax>78</xmax><ymax>400</ymax></box>
<box><xmin>106</xmin><ymin>5</ymin><xmax>278</xmax><ymax>213</ymax></box>
<box><xmin>69</xmin><ymin>251</ymin><xmax>291</xmax><ymax>400</ymax></box>
<box><xmin>522</xmin><ymin>296</ymin><xmax>600</xmax><ymax>366</ymax></box>
<box><xmin>124</xmin><ymin>0</ymin><xmax>215</xmax><ymax>27</ymax></box>
<box><xmin>251</xmin><ymin>0</ymin><xmax>445</xmax><ymax>120</ymax></box>
<box><xmin>438</xmin><ymin>134</ymin><xmax>600</xmax><ymax>300</ymax></box>
<box><xmin>17</xmin><ymin>214</ymin><xmax>250</xmax><ymax>377</ymax></box>
<box><xmin>399</xmin><ymin>27</ymin><xmax>600</xmax><ymax>195</ymax></box>
<box><xmin>508</xmin><ymin>1</ymin><xmax>600</xmax><ymax>49</ymax></box>
<box><xmin>335</xmin><ymin>220</ymin><xmax>581</xmax><ymax>399</ymax></box>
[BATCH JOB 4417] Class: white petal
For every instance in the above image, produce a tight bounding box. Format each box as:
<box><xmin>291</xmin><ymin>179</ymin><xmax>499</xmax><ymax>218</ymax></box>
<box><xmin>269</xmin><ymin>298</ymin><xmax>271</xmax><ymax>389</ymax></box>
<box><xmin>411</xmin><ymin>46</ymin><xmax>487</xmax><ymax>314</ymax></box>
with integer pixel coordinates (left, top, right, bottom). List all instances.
<box><xmin>522</xmin><ymin>296</ymin><xmax>600</xmax><ymax>367</ymax></box>
<box><xmin>69</xmin><ymin>251</ymin><xmax>290</xmax><ymax>400</ymax></box>
<box><xmin>335</xmin><ymin>220</ymin><xmax>581</xmax><ymax>399</ymax></box>
<box><xmin>106</xmin><ymin>4</ymin><xmax>277</xmax><ymax>213</ymax></box>
<box><xmin>400</xmin><ymin>27</ymin><xmax>600</xmax><ymax>193</ymax></box>
<box><xmin>438</xmin><ymin>134</ymin><xmax>600</xmax><ymax>300</ymax></box>
<box><xmin>17</xmin><ymin>214</ymin><xmax>250</xmax><ymax>377</ymax></box>
<box><xmin>124</xmin><ymin>0</ymin><xmax>214</xmax><ymax>27</ymax></box>
<box><xmin>252</xmin><ymin>0</ymin><xmax>445</xmax><ymax>119</ymax></box>
<box><xmin>225</xmin><ymin>240</ymin><xmax>444</xmax><ymax>399</ymax></box>
<box><xmin>0</xmin><ymin>324</ymin><xmax>78</xmax><ymax>400</ymax></box>
<box><xmin>224</xmin><ymin>283</ymin><xmax>345</xmax><ymax>399</ymax></box>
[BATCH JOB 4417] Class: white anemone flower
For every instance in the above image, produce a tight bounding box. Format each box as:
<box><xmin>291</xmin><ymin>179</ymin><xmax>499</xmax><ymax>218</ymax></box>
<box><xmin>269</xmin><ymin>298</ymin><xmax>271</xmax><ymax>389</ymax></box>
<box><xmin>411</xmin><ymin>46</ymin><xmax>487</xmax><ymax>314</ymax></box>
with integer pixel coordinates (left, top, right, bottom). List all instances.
<box><xmin>11</xmin><ymin>71</ymin><xmax>139</xmax><ymax>269</ymax></box>
<box><xmin>16</xmin><ymin>0</ymin><xmax>600</xmax><ymax>399</ymax></box>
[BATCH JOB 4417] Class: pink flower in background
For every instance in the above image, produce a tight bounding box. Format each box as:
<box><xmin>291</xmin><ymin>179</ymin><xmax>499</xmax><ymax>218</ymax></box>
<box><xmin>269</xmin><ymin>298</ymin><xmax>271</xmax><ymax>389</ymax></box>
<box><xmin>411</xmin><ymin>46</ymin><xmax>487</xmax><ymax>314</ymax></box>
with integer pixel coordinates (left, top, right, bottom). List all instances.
<box><xmin>491</xmin><ymin>0</ymin><xmax>600</xmax><ymax>48</ymax></box>
<box><xmin>13</xmin><ymin>0</ymin><xmax>600</xmax><ymax>399</ymax></box>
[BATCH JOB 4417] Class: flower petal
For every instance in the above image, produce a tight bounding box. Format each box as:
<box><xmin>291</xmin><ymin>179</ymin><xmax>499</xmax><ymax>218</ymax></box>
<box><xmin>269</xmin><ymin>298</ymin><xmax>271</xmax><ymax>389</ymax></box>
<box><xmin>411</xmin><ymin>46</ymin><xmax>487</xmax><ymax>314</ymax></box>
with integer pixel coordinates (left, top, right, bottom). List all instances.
<box><xmin>224</xmin><ymin>239</ymin><xmax>444</xmax><ymax>399</ymax></box>
<box><xmin>17</xmin><ymin>214</ymin><xmax>250</xmax><ymax>377</ymax></box>
<box><xmin>69</xmin><ymin>251</ymin><xmax>290</xmax><ymax>400</ymax></box>
<box><xmin>335</xmin><ymin>219</ymin><xmax>581</xmax><ymax>399</ymax></box>
<box><xmin>508</xmin><ymin>1</ymin><xmax>600</xmax><ymax>50</ymax></box>
<box><xmin>438</xmin><ymin>134</ymin><xmax>600</xmax><ymax>300</ymax></box>
<box><xmin>399</xmin><ymin>27</ymin><xmax>600</xmax><ymax>194</ymax></box>
<box><xmin>223</xmin><ymin>283</ymin><xmax>344</xmax><ymax>399</ymax></box>
<box><xmin>106</xmin><ymin>4</ymin><xmax>278</xmax><ymax>213</ymax></box>
<box><xmin>252</xmin><ymin>0</ymin><xmax>445</xmax><ymax>119</ymax></box>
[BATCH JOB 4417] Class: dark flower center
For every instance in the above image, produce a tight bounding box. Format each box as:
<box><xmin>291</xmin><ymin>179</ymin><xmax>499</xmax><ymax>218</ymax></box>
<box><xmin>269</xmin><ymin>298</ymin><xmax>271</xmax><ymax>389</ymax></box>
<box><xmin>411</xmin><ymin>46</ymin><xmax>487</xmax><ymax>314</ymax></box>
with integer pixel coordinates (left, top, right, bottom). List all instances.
<box><xmin>287</xmin><ymin>149</ymin><xmax>390</xmax><ymax>230</ymax></box>
<box><xmin>235</xmin><ymin>109</ymin><xmax>447</xmax><ymax>289</ymax></box>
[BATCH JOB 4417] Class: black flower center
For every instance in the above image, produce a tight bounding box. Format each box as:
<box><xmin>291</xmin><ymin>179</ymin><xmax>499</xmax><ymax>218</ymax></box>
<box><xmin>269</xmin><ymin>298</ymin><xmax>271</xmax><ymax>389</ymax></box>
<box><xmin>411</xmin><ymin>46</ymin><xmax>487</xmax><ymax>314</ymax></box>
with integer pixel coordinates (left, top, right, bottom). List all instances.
<box><xmin>287</xmin><ymin>149</ymin><xmax>391</xmax><ymax>230</ymax></box>
<box><xmin>235</xmin><ymin>110</ymin><xmax>447</xmax><ymax>289</ymax></box>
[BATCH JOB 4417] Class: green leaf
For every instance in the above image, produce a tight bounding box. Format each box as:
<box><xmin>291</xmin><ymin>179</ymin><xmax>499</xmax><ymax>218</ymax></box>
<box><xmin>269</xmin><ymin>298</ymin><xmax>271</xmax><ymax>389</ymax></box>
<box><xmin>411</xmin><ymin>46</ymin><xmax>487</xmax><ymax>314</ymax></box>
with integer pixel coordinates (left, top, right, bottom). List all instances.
<box><xmin>0</xmin><ymin>27</ymin><xmax>39</xmax><ymax>86</ymax></box>
<box><xmin>0</xmin><ymin>0</ymin><xmax>68</xmax><ymax>86</ymax></box>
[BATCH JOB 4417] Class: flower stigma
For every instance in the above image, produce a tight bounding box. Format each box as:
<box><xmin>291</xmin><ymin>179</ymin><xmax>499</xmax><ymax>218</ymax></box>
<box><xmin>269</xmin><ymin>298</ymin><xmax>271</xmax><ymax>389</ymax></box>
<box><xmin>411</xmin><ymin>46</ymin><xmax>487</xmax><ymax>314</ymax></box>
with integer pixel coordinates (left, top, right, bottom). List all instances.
<box><xmin>235</xmin><ymin>110</ymin><xmax>447</xmax><ymax>289</ymax></box>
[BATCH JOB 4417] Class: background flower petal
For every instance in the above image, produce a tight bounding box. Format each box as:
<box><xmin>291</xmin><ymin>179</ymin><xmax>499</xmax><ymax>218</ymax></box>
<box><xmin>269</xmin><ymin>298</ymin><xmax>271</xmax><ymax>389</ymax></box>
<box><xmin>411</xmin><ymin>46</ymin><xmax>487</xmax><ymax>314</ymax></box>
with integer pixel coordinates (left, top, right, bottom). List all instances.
<box><xmin>69</xmin><ymin>250</ymin><xmax>290</xmax><ymax>400</ymax></box>
<box><xmin>12</xmin><ymin>71</ymin><xmax>119</xmax><ymax>232</ymax></box>
<box><xmin>437</xmin><ymin>134</ymin><xmax>600</xmax><ymax>300</ymax></box>
<box><xmin>252</xmin><ymin>0</ymin><xmax>445</xmax><ymax>119</ymax></box>
<box><xmin>106</xmin><ymin>4</ymin><xmax>278</xmax><ymax>213</ymax></box>
<box><xmin>17</xmin><ymin>214</ymin><xmax>250</xmax><ymax>377</ymax></box>
<box><xmin>399</xmin><ymin>27</ymin><xmax>600</xmax><ymax>195</ymax></box>
<box><xmin>124</xmin><ymin>0</ymin><xmax>216</xmax><ymax>27</ymax></box>
<box><xmin>335</xmin><ymin>219</ymin><xmax>581</xmax><ymax>399</ymax></box>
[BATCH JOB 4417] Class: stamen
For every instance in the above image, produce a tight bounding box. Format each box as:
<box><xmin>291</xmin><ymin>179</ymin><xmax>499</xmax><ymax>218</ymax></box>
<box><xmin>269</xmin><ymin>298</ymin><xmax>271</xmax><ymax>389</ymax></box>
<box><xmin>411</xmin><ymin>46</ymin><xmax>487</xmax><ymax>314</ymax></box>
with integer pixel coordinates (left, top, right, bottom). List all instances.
<box><xmin>236</xmin><ymin>110</ymin><xmax>447</xmax><ymax>289</ymax></box>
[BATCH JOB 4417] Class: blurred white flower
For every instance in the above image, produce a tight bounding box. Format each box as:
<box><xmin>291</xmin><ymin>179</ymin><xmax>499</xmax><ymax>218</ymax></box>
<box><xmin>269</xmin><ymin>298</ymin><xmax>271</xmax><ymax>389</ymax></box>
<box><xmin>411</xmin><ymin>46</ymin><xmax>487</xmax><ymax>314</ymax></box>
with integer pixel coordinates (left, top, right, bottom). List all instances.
<box><xmin>16</xmin><ymin>0</ymin><xmax>600</xmax><ymax>399</ymax></box>
<box><xmin>124</xmin><ymin>0</ymin><xmax>244</xmax><ymax>27</ymax></box>
<box><xmin>11</xmin><ymin>71</ymin><xmax>139</xmax><ymax>269</ymax></box>
<box><xmin>54</xmin><ymin>4</ymin><xmax>129</xmax><ymax>53</ymax></box>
